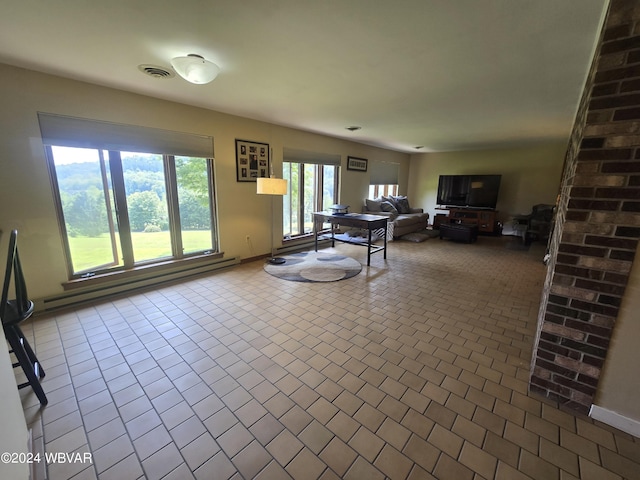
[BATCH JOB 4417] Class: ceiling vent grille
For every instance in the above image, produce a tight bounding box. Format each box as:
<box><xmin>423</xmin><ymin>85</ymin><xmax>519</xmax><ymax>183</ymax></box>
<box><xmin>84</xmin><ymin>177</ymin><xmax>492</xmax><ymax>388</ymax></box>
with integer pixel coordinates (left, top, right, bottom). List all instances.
<box><xmin>138</xmin><ymin>65</ymin><xmax>175</xmax><ymax>79</ymax></box>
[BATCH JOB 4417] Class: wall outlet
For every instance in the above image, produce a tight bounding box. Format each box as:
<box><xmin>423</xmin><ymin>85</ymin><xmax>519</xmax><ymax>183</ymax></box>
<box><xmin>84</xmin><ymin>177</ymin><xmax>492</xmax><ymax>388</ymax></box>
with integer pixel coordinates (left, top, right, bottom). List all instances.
<box><xmin>245</xmin><ymin>235</ymin><xmax>254</xmax><ymax>256</ymax></box>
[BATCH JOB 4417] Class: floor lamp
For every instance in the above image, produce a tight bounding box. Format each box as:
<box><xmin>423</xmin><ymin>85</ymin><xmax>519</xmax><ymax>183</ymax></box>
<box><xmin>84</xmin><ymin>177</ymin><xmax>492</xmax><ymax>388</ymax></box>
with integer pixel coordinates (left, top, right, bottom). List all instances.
<box><xmin>257</xmin><ymin>175</ymin><xmax>288</xmax><ymax>264</ymax></box>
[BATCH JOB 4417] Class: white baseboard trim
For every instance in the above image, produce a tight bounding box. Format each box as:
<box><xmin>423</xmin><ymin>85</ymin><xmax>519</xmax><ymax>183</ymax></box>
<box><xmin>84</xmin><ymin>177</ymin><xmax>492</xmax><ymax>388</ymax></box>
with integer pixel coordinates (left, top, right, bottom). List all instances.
<box><xmin>589</xmin><ymin>404</ymin><xmax>640</xmax><ymax>438</ymax></box>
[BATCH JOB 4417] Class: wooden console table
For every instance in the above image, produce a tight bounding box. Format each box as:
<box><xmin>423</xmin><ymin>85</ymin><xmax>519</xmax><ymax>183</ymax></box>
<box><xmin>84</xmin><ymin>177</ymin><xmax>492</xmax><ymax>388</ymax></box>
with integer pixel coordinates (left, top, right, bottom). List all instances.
<box><xmin>313</xmin><ymin>212</ymin><xmax>388</xmax><ymax>266</ymax></box>
<box><xmin>435</xmin><ymin>207</ymin><xmax>499</xmax><ymax>234</ymax></box>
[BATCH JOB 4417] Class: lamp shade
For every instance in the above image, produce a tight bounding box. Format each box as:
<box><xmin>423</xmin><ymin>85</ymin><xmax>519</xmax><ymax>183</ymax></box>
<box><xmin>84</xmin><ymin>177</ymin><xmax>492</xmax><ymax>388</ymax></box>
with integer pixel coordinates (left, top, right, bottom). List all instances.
<box><xmin>171</xmin><ymin>54</ymin><xmax>220</xmax><ymax>84</ymax></box>
<box><xmin>257</xmin><ymin>177</ymin><xmax>287</xmax><ymax>195</ymax></box>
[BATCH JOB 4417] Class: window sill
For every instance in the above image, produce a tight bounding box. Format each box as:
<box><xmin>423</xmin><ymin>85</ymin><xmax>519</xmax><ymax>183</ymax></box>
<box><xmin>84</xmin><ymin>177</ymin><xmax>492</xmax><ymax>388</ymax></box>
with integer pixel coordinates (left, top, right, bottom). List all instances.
<box><xmin>62</xmin><ymin>252</ymin><xmax>225</xmax><ymax>291</ymax></box>
<box><xmin>283</xmin><ymin>233</ymin><xmax>314</xmax><ymax>243</ymax></box>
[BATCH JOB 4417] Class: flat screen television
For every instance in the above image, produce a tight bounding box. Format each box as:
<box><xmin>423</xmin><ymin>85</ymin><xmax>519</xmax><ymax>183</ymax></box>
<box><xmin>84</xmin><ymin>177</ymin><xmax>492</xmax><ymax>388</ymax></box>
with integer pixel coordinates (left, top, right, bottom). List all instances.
<box><xmin>436</xmin><ymin>174</ymin><xmax>501</xmax><ymax>209</ymax></box>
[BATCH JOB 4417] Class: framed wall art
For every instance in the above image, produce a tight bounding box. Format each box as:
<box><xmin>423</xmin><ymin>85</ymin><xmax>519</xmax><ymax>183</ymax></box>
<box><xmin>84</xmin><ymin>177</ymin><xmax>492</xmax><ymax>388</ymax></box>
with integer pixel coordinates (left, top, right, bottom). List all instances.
<box><xmin>347</xmin><ymin>156</ymin><xmax>368</xmax><ymax>172</ymax></box>
<box><xmin>235</xmin><ymin>139</ymin><xmax>270</xmax><ymax>182</ymax></box>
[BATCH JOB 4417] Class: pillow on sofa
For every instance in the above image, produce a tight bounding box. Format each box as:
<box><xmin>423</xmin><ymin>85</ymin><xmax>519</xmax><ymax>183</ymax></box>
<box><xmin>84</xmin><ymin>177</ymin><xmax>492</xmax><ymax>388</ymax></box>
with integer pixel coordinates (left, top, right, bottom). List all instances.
<box><xmin>391</xmin><ymin>195</ymin><xmax>411</xmax><ymax>214</ymax></box>
<box><xmin>381</xmin><ymin>195</ymin><xmax>397</xmax><ymax>210</ymax></box>
<box><xmin>365</xmin><ymin>198</ymin><xmax>383</xmax><ymax>212</ymax></box>
<box><xmin>380</xmin><ymin>201</ymin><xmax>398</xmax><ymax>214</ymax></box>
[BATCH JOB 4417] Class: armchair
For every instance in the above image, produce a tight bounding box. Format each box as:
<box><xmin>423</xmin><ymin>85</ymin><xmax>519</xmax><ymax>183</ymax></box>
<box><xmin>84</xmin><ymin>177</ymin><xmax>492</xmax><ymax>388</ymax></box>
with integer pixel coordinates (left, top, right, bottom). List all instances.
<box><xmin>513</xmin><ymin>204</ymin><xmax>555</xmax><ymax>244</ymax></box>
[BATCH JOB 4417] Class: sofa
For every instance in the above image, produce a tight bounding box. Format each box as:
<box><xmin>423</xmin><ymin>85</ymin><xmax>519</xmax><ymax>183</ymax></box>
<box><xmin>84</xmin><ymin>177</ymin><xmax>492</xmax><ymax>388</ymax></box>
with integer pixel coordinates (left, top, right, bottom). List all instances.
<box><xmin>362</xmin><ymin>196</ymin><xmax>429</xmax><ymax>239</ymax></box>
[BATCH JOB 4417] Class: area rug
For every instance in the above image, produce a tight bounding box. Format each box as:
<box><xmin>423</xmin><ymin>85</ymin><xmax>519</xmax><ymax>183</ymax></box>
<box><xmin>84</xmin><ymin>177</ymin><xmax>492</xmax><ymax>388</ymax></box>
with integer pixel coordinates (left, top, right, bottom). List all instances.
<box><xmin>263</xmin><ymin>251</ymin><xmax>362</xmax><ymax>282</ymax></box>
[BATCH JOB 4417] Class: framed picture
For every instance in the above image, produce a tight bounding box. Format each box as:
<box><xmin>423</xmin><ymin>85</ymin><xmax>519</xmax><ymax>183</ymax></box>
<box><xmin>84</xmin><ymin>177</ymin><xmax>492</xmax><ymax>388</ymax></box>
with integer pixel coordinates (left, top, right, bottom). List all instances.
<box><xmin>236</xmin><ymin>139</ymin><xmax>270</xmax><ymax>182</ymax></box>
<box><xmin>347</xmin><ymin>156</ymin><xmax>368</xmax><ymax>172</ymax></box>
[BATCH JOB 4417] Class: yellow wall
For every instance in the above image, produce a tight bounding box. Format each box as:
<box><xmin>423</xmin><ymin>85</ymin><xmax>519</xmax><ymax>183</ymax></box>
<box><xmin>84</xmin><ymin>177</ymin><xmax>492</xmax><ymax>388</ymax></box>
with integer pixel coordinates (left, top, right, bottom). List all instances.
<box><xmin>594</xmin><ymin>255</ymin><xmax>640</xmax><ymax>422</ymax></box>
<box><xmin>0</xmin><ymin>63</ymin><xmax>409</xmax><ymax>300</ymax></box>
<box><xmin>408</xmin><ymin>144</ymin><xmax>567</xmax><ymax>225</ymax></box>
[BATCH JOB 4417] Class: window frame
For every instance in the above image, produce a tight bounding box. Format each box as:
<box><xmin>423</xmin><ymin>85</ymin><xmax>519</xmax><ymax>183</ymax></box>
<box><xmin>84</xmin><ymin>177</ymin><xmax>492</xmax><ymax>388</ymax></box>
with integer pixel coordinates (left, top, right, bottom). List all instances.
<box><xmin>45</xmin><ymin>146</ymin><xmax>219</xmax><ymax>280</ymax></box>
<box><xmin>283</xmin><ymin>161</ymin><xmax>339</xmax><ymax>239</ymax></box>
<box><xmin>369</xmin><ymin>184</ymin><xmax>398</xmax><ymax>199</ymax></box>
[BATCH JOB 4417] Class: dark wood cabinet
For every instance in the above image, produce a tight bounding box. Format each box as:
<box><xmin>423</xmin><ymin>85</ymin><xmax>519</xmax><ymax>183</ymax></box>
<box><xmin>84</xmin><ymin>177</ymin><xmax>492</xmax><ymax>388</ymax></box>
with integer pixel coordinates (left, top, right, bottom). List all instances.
<box><xmin>435</xmin><ymin>208</ymin><xmax>499</xmax><ymax>234</ymax></box>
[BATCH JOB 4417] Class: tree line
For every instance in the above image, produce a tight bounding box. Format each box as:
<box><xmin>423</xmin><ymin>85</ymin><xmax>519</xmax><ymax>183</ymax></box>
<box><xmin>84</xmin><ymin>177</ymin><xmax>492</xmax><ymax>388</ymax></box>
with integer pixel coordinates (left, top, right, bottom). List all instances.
<box><xmin>57</xmin><ymin>155</ymin><xmax>210</xmax><ymax>237</ymax></box>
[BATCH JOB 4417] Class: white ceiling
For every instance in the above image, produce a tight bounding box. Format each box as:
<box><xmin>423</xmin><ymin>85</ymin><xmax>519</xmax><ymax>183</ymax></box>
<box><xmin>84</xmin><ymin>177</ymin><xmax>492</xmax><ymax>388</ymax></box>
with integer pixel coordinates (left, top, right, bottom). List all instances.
<box><xmin>0</xmin><ymin>0</ymin><xmax>607</xmax><ymax>153</ymax></box>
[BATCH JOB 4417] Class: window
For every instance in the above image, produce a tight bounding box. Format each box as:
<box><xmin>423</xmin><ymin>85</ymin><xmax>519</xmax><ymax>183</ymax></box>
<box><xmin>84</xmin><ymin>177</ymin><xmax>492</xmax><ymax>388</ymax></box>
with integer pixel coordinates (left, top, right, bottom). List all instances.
<box><xmin>368</xmin><ymin>184</ymin><xmax>398</xmax><ymax>199</ymax></box>
<box><xmin>39</xmin><ymin>114</ymin><xmax>217</xmax><ymax>278</ymax></box>
<box><xmin>369</xmin><ymin>161</ymin><xmax>399</xmax><ymax>198</ymax></box>
<box><xmin>282</xmin><ymin>149</ymin><xmax>340</xmax><ymax>238</ymax></box>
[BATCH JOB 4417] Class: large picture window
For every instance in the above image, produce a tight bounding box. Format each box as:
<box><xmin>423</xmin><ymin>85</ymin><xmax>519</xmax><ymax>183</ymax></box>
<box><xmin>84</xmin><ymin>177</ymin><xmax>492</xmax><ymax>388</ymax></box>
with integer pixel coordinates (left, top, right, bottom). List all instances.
<box><xmin>282</xmin><ymin>149</ymin><xmax>340</xmax><ymax>238</ymax></box>
<box><xmin>39</xmin><ymin>114</ymin><xmax>218</xmax><ymax>278</ymax></box>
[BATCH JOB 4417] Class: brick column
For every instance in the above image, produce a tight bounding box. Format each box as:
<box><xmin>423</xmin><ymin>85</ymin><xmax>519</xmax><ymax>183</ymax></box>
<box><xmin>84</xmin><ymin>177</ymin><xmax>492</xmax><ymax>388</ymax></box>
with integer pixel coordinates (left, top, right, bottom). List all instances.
<box><xmin>530</xmin><ymin>0</ymin><xmax>640</xmax><ymax>414</ymax></box>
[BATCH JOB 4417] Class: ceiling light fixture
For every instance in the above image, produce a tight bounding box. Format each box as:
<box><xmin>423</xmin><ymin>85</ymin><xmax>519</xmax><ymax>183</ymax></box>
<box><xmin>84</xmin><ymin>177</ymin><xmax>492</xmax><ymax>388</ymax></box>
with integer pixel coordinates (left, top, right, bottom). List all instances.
<box><xmin>170</xmin><ymin>54</ymin><xmax>220</xmax><ymax>84</ymax></box>
<box><xmin>345</xmin><ymin>126</ymin><xmax>362</xmax><ymax>132</ymax></box>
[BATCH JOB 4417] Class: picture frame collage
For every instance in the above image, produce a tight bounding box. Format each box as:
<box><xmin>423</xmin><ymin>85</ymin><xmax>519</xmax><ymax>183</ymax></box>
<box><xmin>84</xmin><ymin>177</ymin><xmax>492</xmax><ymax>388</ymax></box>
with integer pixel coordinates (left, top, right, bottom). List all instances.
<box><xmin>235</xmin><ymin>139</ymin><xmax>269</xmax><ymax>182</ymax></box>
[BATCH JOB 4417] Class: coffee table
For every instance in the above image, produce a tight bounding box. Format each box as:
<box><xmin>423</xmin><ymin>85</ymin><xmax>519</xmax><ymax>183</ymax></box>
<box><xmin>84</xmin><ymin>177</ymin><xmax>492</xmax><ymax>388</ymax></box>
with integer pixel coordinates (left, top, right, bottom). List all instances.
<box><xmin>312</xmin><ymin>212</ymin><xmax>388</xmax><ymax>266</ymax></box>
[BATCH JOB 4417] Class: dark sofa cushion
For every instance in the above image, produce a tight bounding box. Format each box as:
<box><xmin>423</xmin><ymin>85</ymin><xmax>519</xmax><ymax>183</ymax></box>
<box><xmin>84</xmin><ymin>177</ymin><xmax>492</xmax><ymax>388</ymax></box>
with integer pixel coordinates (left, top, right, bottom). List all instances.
<box><xmin>380</xmin><ymin>201</ymin><xmax>398</xmax><ymax>214</ymax></box>
<box><xmin>391</xmin><ymin>195</ymin><xmax>411</xmax><ymax>214</ymax></box>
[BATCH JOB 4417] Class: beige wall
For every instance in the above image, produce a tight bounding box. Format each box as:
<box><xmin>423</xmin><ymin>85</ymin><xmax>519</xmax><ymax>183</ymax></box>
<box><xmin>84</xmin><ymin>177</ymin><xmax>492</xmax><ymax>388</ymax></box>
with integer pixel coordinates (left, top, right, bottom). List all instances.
<box><xmin>594</xmin><ymin>255</ymin><xmax>640</xmax><ymax>422</ymax></box>
<box><xmin>407</xmin><ymin>144</ymin><xmax>567</xmax><ymax>226</ymax></box>
<box><xmin>0</xmin><ymin>63</ymin><xmax>410</xmax><ymax>300</ymax></box>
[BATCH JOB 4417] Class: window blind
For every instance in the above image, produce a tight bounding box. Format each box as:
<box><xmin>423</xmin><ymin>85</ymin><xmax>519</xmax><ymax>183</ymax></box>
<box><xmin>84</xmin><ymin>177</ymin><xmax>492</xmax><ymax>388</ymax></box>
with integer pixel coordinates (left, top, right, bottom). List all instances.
<box><xmin>369</xmin><ymin>161</ymin><xmax>399</xmax><ymax>185</ymax></box>
<box><xmin>38</xmin><ymin>113</ymin><xmax>214</xmax><ymax>158</ymax></box>
<box><xmin>283</xmin><ymin>147</ymin><xmax>341</xmax><ymax>166</ymax></box>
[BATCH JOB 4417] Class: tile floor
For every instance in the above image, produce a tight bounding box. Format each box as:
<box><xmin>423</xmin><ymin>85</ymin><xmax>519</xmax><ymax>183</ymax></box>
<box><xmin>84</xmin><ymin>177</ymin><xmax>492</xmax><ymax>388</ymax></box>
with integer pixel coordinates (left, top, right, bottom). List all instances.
<box><xmin>14</xmin><ymin>235</ymin><xmax>640</xmax><ymax>480</ymax></box>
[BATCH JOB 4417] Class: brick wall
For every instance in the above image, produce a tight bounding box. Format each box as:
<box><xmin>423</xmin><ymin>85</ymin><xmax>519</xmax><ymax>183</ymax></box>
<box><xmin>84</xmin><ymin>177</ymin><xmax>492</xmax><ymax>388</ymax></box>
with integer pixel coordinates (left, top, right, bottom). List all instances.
<box><xmin>530</xmin><ymin>0</ymin><xmax>640</xmax><ymax>414</ymax></box>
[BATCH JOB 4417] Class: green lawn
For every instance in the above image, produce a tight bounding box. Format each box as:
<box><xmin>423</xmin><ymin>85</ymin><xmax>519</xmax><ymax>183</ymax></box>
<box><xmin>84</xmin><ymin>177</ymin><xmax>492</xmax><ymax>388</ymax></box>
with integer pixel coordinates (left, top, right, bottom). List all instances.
<box><xmin>69</xmin><ymin>231</ymin><xmax>211</xmax><ymax>273</ymax></box>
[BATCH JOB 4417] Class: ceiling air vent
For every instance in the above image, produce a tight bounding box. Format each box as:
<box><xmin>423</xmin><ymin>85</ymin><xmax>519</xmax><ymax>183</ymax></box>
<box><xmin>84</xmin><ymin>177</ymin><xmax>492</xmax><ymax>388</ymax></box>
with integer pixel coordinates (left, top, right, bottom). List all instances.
<box><xmin>138</xmin><ymin>64</ymin><xmax>175</xmax><ymax>79</ymax></box>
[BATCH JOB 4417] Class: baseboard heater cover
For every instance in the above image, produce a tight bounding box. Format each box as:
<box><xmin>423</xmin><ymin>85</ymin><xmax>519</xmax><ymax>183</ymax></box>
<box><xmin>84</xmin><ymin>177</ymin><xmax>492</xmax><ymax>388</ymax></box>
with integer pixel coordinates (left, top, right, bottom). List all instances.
<box><xmin>589</xmin><ymin>404</ymin><xmax>640</xmax><ymax>438</ymax></box>
<box><xmin>275</xmin><ymin>238</ymin><xmax>331</xmax><ymax>255</ymax></box>
<box><xmin>38</xmin><ymin>256</ymin><xmax>239</xmax><ymax>311</ymax></box>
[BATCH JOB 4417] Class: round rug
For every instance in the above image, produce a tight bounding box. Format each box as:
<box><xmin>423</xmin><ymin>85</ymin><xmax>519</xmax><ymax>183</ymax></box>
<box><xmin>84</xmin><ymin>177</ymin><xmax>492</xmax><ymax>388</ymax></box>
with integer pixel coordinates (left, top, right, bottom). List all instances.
<box><xmin>263</xmin><ymin>251</ymin><xmax>362</xmax><ymax>282</ymax></box>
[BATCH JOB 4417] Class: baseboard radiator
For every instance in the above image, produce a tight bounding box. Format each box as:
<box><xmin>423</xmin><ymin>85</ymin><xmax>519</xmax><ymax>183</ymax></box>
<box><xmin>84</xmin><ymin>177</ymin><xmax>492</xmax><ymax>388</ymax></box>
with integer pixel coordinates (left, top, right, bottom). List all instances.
<box><xmin>37</xmin><ymin>256</ymin><xmax>240</xmax><ymax>312</ymax></box>
<box><xmin>274</xmin><ymin>238</ymin><xmax>331</xmax><ymax>256</ymax></box>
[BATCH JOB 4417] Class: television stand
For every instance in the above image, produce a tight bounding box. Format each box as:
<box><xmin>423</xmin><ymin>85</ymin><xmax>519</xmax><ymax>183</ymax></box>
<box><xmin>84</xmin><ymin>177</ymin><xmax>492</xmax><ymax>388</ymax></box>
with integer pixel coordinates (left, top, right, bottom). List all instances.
<box><xmin>434</xmin><ymin>207</ymin><xmax>499</xmax><ymax>234</ymax></box>
<box><xmin>446</xmin><ymin>205</ymin><xmax>493</xmax><ymax>210</ymax></box>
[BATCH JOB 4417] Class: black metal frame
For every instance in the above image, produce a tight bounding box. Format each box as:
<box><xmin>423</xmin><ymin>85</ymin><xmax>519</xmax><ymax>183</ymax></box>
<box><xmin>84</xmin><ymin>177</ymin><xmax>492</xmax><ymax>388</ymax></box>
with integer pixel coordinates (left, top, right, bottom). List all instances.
<box><xmin>1</xmin><ymin>230</ymin><xmax>47</xmax><ymax>405</ymax></box>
